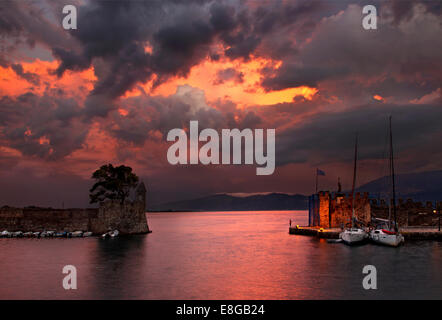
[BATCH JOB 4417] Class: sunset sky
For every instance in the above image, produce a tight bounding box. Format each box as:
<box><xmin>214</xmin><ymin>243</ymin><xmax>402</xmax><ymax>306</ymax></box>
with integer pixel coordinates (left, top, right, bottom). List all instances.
<box><xmin>0</xmin><ymin>0</ymin><xmax>441</xmax><ymax>207</ymax></box>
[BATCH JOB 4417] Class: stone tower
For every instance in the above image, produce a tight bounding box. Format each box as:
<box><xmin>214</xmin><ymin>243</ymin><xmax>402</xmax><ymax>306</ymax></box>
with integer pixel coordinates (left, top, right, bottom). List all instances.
<box><xmin>92</xmin><ymin>180</ymin><xmax>150</xmax><ymax>234</ymax></box>
<box><xmin>136</xmin><ymin>181</ymin><xmax>147</xmax><ymax>210</ymax></box>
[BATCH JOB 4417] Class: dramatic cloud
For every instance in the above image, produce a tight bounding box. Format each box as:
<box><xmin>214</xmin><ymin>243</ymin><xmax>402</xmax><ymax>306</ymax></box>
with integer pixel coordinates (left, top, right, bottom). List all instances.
<box><xmin>10</xmin><ymin>63</ymin><xmax>40</xmax><ymax>85</ymax></box>
<box><xmin>0</xmin><ymin>0</ymin><xmax>441</xmax><ymax>206</ymax></box>
<box><xmin>276</xmin><ymin>102</ymin><xmax>442</xmax><ymax>167</ymax></box>
<box><xmin>213</xmin><ymin>68</ymin><xmax>244</xmax><ymax>85</ymax></box>
<box><xmin>0</xmin><ymin>92</ymin><xmax>87</xmax><ymax>159</ymax></box>
<box><xmin>261</xmin><ymin>2</ymin><xmax>442</xmax><ymax>99</ymax></box>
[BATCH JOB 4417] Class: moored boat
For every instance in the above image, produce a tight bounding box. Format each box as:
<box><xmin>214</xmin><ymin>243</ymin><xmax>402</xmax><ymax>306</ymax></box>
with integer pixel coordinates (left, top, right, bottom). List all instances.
<box><xmin>0</xmin><ymin>230</ymin><xmax>95</xmax><ymax>239</ymax></box>
<box><xmin>369</xmin><ymin>117</ymin><xmax>404</xmax><ymax>247</ymax></box>
<box><xmin>71</xmin><ymin>231</ymin><xmax>83</xmax><ymax>237</ymax></box>
<box><xmin>339</xmin><ymin>135</ymin><xmax>368</xmax><ymax>245</ymax></box>
<box><xmin>370</xmin><ymin>228</ymin><xmax>404</xmax><ymax>247</ymax></box>
<box><xmin>56</xmin><ymin>231</ymin><xmax>67</xmax><ymax>237</ymax></box>
<box><xmin>46</xmin><ymin>231</ymin><xmax>56</xmax><ymax>237</ymax></box>
<box><xmin>110</xmin><ymin>230</ymin><xmax>119</xmax><ymax>238</ymax></box>
<box><xmin>102</xmin><ymin>230</ymin><xmax>119</xmax><ymax>238</ymax></box>
<box><xmin>1</xmin><ymin>230</ymin><xmax>10</xmax><ymax>238</ymax></box>
<box><xmin>340</xmin><ymin>227</ymin><xmax>368</xmax><ymax>245</ymax></box>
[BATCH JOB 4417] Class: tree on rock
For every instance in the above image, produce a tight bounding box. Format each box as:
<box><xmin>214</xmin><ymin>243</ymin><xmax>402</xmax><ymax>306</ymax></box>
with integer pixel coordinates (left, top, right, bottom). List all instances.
<box><xmin>89</xmin><ymin>164</ymin><xmax>139</xmax><ymax>204</ymax></box>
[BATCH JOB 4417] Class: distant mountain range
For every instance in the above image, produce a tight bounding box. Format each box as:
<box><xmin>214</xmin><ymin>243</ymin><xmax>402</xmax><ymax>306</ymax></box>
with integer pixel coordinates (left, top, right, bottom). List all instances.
<box><xmin>150</xmin><ymin>170</ymin><xmax>442</xmax><ymax>212</ymax></box>
<box><xmin>356</xmin><ymin>170</ymin><xmax>442</xmax><ymax>202</ymax></box>
<box><xmin>149</xmin><ymin>193</ymin><xmax>309</xmax><ymax>211</ymax></box>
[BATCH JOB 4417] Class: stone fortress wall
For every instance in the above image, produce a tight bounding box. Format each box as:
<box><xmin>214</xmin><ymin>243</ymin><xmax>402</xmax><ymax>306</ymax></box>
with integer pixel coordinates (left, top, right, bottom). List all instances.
<box><xmin>309</xmin><ymin>191</ymin><xmax>440</xmax><ymax>228</ymax></box>
<box><xmin>310</xmin><ymin>191</ymin><xmax>371</xmax><ymax>228</ymax></box>
<box><xmin>0</xmin><ymin>182</ymin><xmax>150</xmax><ymax>235</ymax></box>
<box><xmin>371</xmin><ymin>198</ymin><xmax>440</xmax><ymax>227</ymax></box>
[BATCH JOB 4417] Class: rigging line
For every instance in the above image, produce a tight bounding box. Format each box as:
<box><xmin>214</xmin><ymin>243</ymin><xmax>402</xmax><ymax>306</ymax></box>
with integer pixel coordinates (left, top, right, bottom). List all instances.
<box><xmin>377</xmin><ymin>119</ymin><xmax>390</xmax><ymax>200</ymax></box>
<box><xmin>389</xmin><ymin>116</ymin><xmax>398</xmax><ymax>231</ymax></box>
<box><xmin>351</xmin><ymin>133</ymin><xmax>358</xmax><ymax>227</ymax></box>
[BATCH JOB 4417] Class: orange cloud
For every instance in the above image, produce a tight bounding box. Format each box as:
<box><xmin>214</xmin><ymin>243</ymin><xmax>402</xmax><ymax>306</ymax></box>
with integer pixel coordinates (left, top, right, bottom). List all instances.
<box><xmin>373</xmin><ymin>94</ymin><xmax>384</xmax><ymax>102</ymax></box>
<box><xmin>124</xmin><ymin>56</ymin><xmax>317</xmax><ymax>107</ymax></box>
<box><xmin>0</xmin><ymin>59</ymin><xmax>96</xmax><ymax>101</ymax></box>
<box><xmin>118</xmin><ymin>108</ymin><xmax>129</xmax><ymax>116</ymax></box>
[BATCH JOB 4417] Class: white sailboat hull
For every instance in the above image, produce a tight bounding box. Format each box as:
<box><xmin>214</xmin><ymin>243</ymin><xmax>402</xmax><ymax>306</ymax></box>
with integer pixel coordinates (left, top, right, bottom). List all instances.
<box><xmin>370</xmin><ymin>229</ymin><xmax>404</xmax><ymax>247</ymax></box>
<box><xmin>339</xmin><ymin>228</ymin><xmax>368</xmax><ymax>245</ymax></box>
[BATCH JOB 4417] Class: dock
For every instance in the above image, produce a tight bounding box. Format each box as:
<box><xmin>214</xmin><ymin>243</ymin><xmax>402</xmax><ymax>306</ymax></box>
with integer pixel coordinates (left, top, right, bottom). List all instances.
<box><xmin>289</xmin><ymin>226</ymin><xmax>442</xmax><ymax>241</ymax></box>
<box><xmin>289</xmin><ymin>226</ymin><xmax>340</xmax><ymax>239</ymax></box>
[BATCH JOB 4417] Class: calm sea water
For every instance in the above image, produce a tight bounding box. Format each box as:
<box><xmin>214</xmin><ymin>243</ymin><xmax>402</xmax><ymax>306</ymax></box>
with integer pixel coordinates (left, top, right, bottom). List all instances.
<box><xmin>0</xmin><ymin>211</ymin><xmax>440</xmax><ymax>299</ymax></box>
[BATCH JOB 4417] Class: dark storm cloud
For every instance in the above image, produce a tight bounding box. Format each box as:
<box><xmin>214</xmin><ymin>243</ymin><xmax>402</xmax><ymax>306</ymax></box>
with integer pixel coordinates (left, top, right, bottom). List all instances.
<box><xmin>105</xmin><ymin>90</ymin><xmax>217</xmax><ymax>146</ymax></box>
<box><xmin>367</xmin><ymin>77</ymin><xmax>440</xmax><ymax>102</ymax></box>
<box><xmin>10</xmin><ymin>63</ymin><xmax>40</xmax><ymax>85</ymax></box>
<box><xmin>276</xmin><ymin>102</ymin><xmax>442</xmax><ymax>169</ymax></box>
<box><xmin>0</xmin><ymin>1</ymin><xmax>23</xmax><ymax>35</ymax></box>
<box><xmin>4</xmin><ymin>0</ymin><xmax>440</xmax><ymax>107</ymax></box>
<box><xmin>213</xmin><ymin>68</ymin><xmax>244</xmax><ymax>85</ymax></box>
<box><xmin>389</xmin><ymin>0</ymin><xmax>442</xmax><ymax>24</ymax></box>
<box><xmin>54</xmin><ymin>0</ymin><xmax>155</xmax><ymax>77</ymax></box>
<box><xmin>44</xmin><ymin>0</ymin><xmax>336</xmax><ymax>108</ymax></box>
<box><xmin>92</xmin><ymin>44</ymin><xmax>152</xmax><ymax>99</ymax></box>
<box><xmin>1</xmin><ymin>0</ymin><xmax>441</xmax><ymax>207</ymax></box>
<box><xmin>56</xmin><ymin>0</ymin><xmax>232</xmax><ymax>90</ymax></box>
<box><xmin>259</xmin><ymin>1</ymin><xmax>442</xmax><ymax>104</ymax></box>
<box><xmin>224</xmin><ymin>35</ymin><xmax>261</xmax><ymax>60</ymax></box>
<box><xmin>262</xmin><ymin>65</ymin><xmax>349</xmax><ymax>90</ymax></box>
<box><xmin>253</xmin><ymin>0</ymin><xmax>325</xmax><ymax>35</ymax></box>
<box><xmin>0</xmin><ymin>93</ymin><xmax>87</xmax><ymax>159</ymax></box>
<box><xmin>51</xmin><ymin>48</ymin><xmax>91</xmax><ymax>77</ymax></box>
<box><xmin>107</xmin><ymin>85</ymin><xmax>264</xmax><ymax>146</ymax></box>
<box><xmin>151</xmin><ymin>20</ymin><xmax>213</xmax><ymax>78</ymax></box>
<box><xmin>0</xmin><ymin>1</ymin><xmax>75</xmax><ymax>56</ymax></box>
<box><xmin>0</xmin><ymin>0</ymin><xmax>349</xmax><ymax>115</ymax></box>
<box><xmin>209</xmin><ymin>2</ymin><xmax>236</xmax><ymax>32</ymax></box>
<box><xmin>109</xmin><ymin>86</ymin><xmax>223</xmax><ymax>145</ymax></box>
<box><xmin>45</xmin><ymin>0</ymin><xmax>267</xmax><ymax>117</ymax></box>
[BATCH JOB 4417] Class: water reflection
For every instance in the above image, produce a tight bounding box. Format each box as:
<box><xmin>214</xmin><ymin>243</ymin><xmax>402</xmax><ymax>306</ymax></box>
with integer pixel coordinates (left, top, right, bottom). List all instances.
<box><xmin>0</xmin><ymin>211</ymin><xmax>440</xmax><ymax>299</ymax></box>
<box><xmin>88</xmin><ymin>236</ymin><xmax>148</xmax><ymax>299</ymax></box>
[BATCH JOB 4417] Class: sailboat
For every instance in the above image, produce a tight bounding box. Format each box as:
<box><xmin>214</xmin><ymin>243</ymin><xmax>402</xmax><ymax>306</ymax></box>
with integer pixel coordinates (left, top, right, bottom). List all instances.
<box><xmin>370</xmin><ymin>117</ymin><xmax>404</xmax><ymax>247</ymax></box>
<box><xmin>339</xmin><ymin>134</ymin><xmax>369</xmax><ymax>245</ymax></box>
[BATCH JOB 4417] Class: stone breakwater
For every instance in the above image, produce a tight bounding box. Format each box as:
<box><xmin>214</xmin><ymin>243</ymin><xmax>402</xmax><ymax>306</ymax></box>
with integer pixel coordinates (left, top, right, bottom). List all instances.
<box><xmin>0</xmin><ymin>201</ymin><xmax>149</xmax><ymax>235</ymax></box>
<box><xmin>0</xmin><ymin>199</ymin><xmax>150</xmax><ymax>236</ymax></box>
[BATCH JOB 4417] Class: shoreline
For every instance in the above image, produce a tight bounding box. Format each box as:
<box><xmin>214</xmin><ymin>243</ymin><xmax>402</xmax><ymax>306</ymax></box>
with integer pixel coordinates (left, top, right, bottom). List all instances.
<box><xmin>289</xmin><ymin>226</ymin><xmax>442</xmax><ymax>241</ymax></box>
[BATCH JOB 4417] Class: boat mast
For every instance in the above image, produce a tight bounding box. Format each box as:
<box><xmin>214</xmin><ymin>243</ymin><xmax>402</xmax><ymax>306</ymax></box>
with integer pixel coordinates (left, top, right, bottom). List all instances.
<box><xmin>388</xmin><ymin>201</ymin><xmax>392</xmax><ymax>230</ymax></box>
<box><xmin>388</xmin><ymin>124</ymin><xmax>392</xmax><ymax>230</ymax></box>
<box><xmin>351</xmin><ymin>134</ymin><xmax>358</xmax><ymax>228</ymax></box>
<box><xmin>389</xmin><ymin>116</ymin><xmax>398</xmax><ymax>231</ymax></box>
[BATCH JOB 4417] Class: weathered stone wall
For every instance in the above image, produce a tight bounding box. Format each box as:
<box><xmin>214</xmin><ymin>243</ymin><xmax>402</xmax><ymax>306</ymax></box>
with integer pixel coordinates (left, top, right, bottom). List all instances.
<box><xmin>330</xmin><ymin>192</ymin><xmax>371</xmax><ymax>228</ymax></box>
<box><xmin>318</xmin><ymin>192</ymin><xmax>330</xmax><ymax>228</ymax></box>
<box><xmin>315</xmin><ymin>192</ymin><xmax>371</xmax><ymax>228</ymax></box>
<box><xmin>0</xmin><ymin>182</ymin><xmax>150</xmax><ymax>234</ymax></box>
<box><xmin>0</xmin><ymin>199</ymin><xmax>149</xmax><ymax>234</ymax></box>
<box><xmin>91</xmin><ymin>200</ymin><xmax>150</xmax><ymax>234</ymax></box>
<box><xmin>310</xmin><ymin>191</ymin><xmax>440</xmax><ymax>228</ymax></box>
<box><xmin>0</xmin><ymin>201</ymin><xmax>149</xmax><ymax>234</ymax></box>
<box><xmin>0</xmin><ymin>207</ymin><xmax>97</xmax><ymax>232</ymax></box>
<box><xmin>371</xmin><ymin>198</ymin><xmax>440</xmax><ymax>227</ymax></box>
